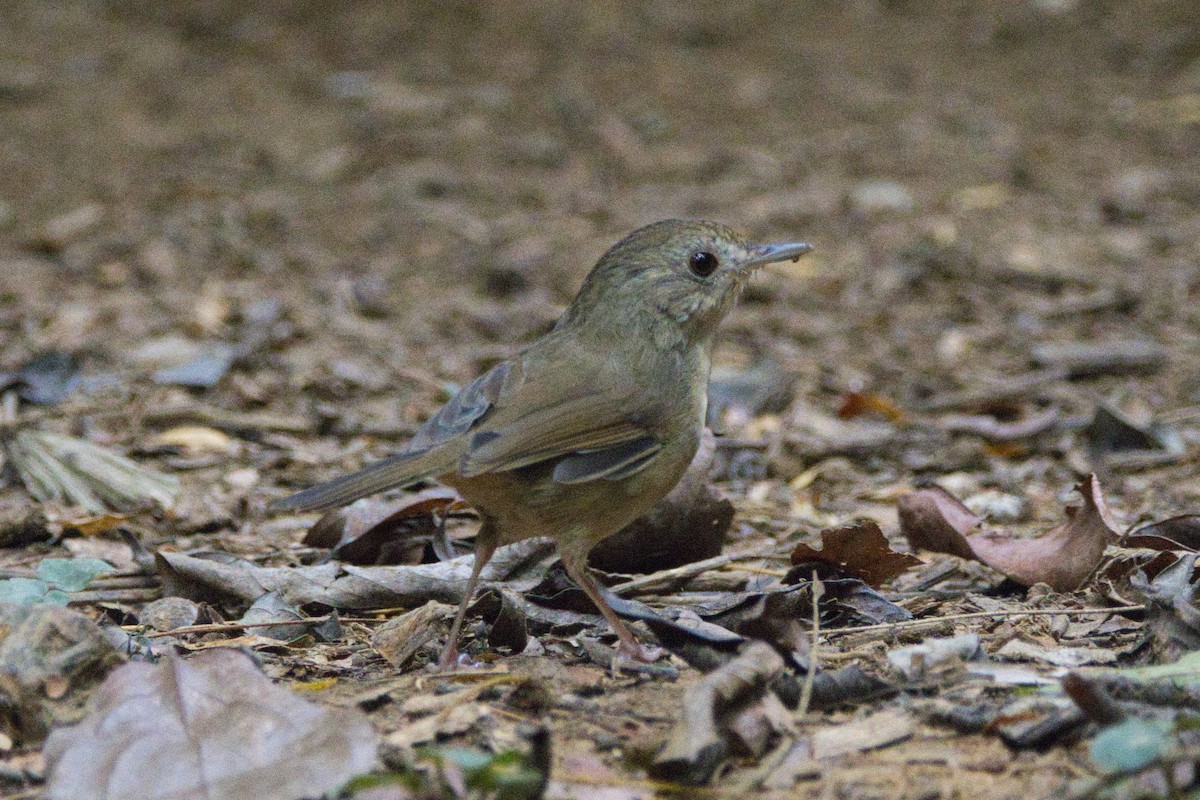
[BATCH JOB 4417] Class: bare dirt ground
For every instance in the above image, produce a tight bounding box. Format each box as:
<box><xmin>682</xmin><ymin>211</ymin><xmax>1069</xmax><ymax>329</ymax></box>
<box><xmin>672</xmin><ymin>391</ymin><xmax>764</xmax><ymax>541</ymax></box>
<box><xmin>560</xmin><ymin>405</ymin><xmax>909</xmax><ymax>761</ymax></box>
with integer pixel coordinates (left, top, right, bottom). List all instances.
<box><xmin>2</xmin><ymin>1</ymin><xmax>1200</xmax><ymax>798</ymax></box>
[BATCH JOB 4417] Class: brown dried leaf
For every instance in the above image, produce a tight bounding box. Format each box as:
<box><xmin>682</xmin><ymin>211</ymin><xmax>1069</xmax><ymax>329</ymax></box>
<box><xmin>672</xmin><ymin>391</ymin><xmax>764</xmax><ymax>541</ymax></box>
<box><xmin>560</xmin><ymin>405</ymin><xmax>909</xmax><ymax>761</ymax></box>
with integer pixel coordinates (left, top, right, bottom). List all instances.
<box><xmin>1129</xmin><ymin>553</ymin><xmax>1200</xmax><ymax>663</ymax></box>
<box><xmin>158</xmin><ymin>538</ymin><xmax>557</xmax><ymax>610</ymax></box>
<box><xmin>144</xmin><ymin>425</ymin><xmax>236</xmax><ymax>456</ymax></box>
<box><xmin>372</xmin><ymin>601</ymin><xmax>455</xmax><ymax>668</ymax></box>
<box><xmin>937</xmin><ymin>406</ymin><xmax>1060</xmax><ymax>441</ymax></box>
<box><xmin>0</xmin><ymin>506</ymin><xmax>52</xmax><ymax>548</ymax></box>
<box><xmin>1126</xmin><ymin>515</ymin><xmax>1200</xmax><ymax>552</ymax></box>
<box><xmin>898</xmin><ymin>475</ymin><xmax>1119</xmax><ymax>591</ymax></box>
<box><xmin>157</xmin><ymin>552</ymin><xmax>343</xmax><ymax>606</ymax></box>
<box><xmin>789</xmin><ymin>521</ymin><xmax>922</xmax><ymax>587</ymax></box>
<box><xmin>649</xmin><ymin>641</ymin><xmax>788</xmax><ymax>786</ymax></box>
<box><xmin>303</xmin><ymin>488</ymin><xmax>470</xmax><ymax>566</ymax></box>
<box><xmin>44</xmin><ymin>649</ymin><xmax>377</xmax><ymax>800</ymax></box>
<box><xmin>810</xmin><ymin>709</ymin><xmax>914</xmax><ymax>758</ymax></box>
<box><xmin>837</xmin><ymin>391</ymin><xmax>906</xmax><ymax>423</ymax></box>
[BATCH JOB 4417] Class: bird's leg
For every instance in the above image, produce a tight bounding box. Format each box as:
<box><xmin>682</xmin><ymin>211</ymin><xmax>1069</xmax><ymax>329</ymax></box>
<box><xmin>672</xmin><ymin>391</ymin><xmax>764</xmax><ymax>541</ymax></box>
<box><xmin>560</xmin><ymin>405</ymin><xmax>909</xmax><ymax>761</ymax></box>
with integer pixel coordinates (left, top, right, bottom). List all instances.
<box><xmin>437</xmin><ymin>518</ymin><xmax>499</xmax><ymax>670</ymax></box>
<box><xmin>559</xmin><ymin>549</ymin><xmax>662</xmax><ymax>663</ymax></box>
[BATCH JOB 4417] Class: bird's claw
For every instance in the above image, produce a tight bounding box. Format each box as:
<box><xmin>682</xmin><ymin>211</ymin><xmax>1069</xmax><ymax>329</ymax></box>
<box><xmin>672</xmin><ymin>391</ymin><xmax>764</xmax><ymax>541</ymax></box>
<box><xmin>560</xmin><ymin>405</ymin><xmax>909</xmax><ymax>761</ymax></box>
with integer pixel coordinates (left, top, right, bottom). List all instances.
<box><xmin>618</xmin><ymin>640</ymin><xmax>664</xmax><ymax>663</ymax></box>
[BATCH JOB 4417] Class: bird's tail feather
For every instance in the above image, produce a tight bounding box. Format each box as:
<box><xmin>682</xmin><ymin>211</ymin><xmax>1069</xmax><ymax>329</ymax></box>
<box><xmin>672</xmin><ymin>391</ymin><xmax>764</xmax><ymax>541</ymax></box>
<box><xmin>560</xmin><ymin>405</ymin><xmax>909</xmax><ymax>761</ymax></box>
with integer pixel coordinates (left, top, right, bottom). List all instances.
<box><xmin>270</xmin><ymin>450</ymin><xmax>441</xmax><ymax>513</ymax></box>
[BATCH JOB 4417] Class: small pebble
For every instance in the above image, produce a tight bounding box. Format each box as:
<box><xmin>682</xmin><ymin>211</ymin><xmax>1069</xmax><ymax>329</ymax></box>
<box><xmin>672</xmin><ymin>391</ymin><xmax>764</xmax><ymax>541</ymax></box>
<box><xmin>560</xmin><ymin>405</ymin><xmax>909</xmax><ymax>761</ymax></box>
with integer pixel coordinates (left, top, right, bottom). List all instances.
<box><xmin>225</xmin><ymin>468</ymin><xmax>260</xmax><ymax>492</ymax></box>
<box><xmin>1102</xmin><ymin>167</ymin><xmax>1168</xmax><ymax>222</ymax></box>
<box><xmin>964</xmin><ymin>490</ymin><xmax>1029</xmax><ymax>523</ymax></box>
<box><xmin>40</xmin><ymin>204</ymin><xmax>103</xmax><ymax>250</ymax></box>
<box><xmin>140</xmin><ymin>597</ymin><xmax>200</xmax><ymax>632</ymax></box>
<box><xmin>849</xmin><ymin>180</ymin><xmax>915</xmax><ymax>216</ymax></box>
<box><xmin>593</xmin><ymin>732</ymin><xmax>622</xmax><ymax>751</ymax></box>
<box><xmin>1102</xmin><ymin>229</ymin><xmax>1149</xmax><ymax>262</ymax></box>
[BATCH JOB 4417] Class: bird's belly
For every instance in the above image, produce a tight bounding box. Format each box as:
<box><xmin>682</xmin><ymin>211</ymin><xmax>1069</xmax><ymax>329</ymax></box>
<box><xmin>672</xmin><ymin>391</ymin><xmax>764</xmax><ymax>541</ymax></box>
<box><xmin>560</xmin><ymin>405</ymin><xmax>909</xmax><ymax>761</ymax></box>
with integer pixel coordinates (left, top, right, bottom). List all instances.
<box><xmin>439</xmin><ymin>427</ymin><xmax>700</xmax><ymax>550</ymax></box>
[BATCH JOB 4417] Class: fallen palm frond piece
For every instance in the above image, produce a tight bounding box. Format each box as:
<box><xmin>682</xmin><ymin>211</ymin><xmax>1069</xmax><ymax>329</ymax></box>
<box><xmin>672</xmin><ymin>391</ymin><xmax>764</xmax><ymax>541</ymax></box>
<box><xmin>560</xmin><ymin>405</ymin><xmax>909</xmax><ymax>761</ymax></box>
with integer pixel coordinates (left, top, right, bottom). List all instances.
<box><xmin>4</xmin><ymin>428</ymin><xmax>179</xmax><ymax>513</ymax></box>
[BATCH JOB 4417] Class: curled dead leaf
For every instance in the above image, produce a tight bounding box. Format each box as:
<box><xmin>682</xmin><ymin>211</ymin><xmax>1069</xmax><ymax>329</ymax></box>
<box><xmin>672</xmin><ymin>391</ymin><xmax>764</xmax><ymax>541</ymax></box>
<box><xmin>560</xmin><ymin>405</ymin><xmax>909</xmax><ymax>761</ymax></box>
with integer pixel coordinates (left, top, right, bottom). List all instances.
<box><xmin>650</xmin><ymin>641</ymin><xmax>789</xmax><ymax>786</ymax></box>
<box><xmin>303</xmin><ymin>489</ymin><xmax>471</xmax><ymax>566</ymax></box>
<box><xmin>372</xmin><ymin>602</ymin><xmax>456</xmax><ymax>668</ymax></box>
<box><xmin>837</xmin><ymin>391</ymin><xmax>906</xmax><ymax>423</ymax></box>
<box><xmin>789</xmin><ymin>521</ymin><xmax>922</xmax><ymax>587</ymax></box>
<box><xmin>898</xmin><ymin>475</ymin><xmax>1119</xmax><ymax>591</ymax></box>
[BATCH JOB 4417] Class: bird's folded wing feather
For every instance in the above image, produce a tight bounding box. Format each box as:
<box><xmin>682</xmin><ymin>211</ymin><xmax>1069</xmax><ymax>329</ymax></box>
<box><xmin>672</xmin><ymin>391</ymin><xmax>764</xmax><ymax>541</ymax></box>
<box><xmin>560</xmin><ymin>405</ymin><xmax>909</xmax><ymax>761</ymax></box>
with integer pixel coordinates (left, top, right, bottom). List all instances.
<box><xmin>271</xmin><ymin>345</ymin><xmax>663</xmax><ymax>512</ymax></box>
<box><xmin>270</xmin><ymin>360</ymin><xmax>523</xmax><ymax>512</ymax></box>
<box><xmin>459</xmin><ymin>391</ymin><xmax>659</xmax><ymax>479</ymax></box>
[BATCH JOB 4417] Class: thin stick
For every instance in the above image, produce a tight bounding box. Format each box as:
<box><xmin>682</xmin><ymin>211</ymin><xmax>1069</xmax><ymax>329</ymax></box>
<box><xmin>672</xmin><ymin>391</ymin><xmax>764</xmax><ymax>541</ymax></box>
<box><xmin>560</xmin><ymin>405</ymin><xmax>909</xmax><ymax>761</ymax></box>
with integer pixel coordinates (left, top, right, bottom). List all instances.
<box><xmin>120</xmin><ymin>616</ymin><xmax>387</xmax><ymax>638</ymax></box>
<box><xmin>608</xmin><ymin>544</ymin><xmax>791</xmax><ymax>597</ymax></box>
<box><xmin>142</xmin><ymin>404</ymin><xmax>314</xmax><ymax>434</ymax></box>
<box><xmin>68</xmin><ymin>588</ymin><xmax>160</xmax><ymax>604</ymax></box>
<box><xmin>797</xmin><ymin>570</ymin><xmax>823</xmax><ymax>716</ymax></box>
<box><xmin>726</xmin><ymin>565</ymin><xmax>789</xmax><ymax>577</ymax></box>
<box><xmin>821</xmin><ymin>606</ymin><xmax>1144</xmax><ymax>638</ymax></box>
<box><xmin>554</xmin><ymin>772</ymin><xmax>729</xmax><ymax>797</ymax></box>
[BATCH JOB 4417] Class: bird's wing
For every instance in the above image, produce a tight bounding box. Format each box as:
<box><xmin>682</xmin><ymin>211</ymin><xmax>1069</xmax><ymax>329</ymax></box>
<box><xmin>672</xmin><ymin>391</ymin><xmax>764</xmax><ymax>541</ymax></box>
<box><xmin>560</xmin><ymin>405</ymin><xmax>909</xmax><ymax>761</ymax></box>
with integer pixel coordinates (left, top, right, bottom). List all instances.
<box><xmin>271</xmin><ymin>343</ymin><xmax>664</xmax><ymax>512</ymax></box>
<box><xmin>450</xmin><ymin>337</ymin><xmax>666</xmax><ymax>481</ymax></box>
<box><xmin>458</xmin><ymin>390</ymin><xmax>661</xmax><ymax>480</ymax></box>
<box><xmin>405</xmin><ymin>358</ymin><xmax>523</xmax><ymax>452</ymax></box>
<box><xmin>270</xmin><ymin>360</ymin><xmax>523</xmax><ymax>512</ymax></box>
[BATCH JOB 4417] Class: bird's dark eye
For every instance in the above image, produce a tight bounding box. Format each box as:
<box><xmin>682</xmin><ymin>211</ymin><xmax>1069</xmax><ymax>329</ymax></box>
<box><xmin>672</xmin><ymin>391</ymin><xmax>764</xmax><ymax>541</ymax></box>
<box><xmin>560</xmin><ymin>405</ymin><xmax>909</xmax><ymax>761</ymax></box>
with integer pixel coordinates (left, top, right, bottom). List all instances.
<box><xmin>688</xmin><ymin>251</ymin><xmax>719</xmax><ymax>277</ymax></box>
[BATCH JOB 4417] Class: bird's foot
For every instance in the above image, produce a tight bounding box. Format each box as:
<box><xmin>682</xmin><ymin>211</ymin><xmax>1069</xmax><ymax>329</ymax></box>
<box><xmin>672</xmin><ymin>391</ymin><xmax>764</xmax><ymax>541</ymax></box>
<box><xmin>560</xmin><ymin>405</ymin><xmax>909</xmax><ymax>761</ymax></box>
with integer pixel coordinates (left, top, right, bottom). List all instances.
<box><xmin>433</xmin><ymin>644</ymin><xmax>459</xmax><ymax>672</ymax></box>
<box><xmin>433</xmin><ymin>644</ymin><xmax>485</xmax><ymax>672</ymax></box>
<box><xmin>617</xmin><ymin>638</ymin><xmax>664</xmax><ymax>663</ymax></box>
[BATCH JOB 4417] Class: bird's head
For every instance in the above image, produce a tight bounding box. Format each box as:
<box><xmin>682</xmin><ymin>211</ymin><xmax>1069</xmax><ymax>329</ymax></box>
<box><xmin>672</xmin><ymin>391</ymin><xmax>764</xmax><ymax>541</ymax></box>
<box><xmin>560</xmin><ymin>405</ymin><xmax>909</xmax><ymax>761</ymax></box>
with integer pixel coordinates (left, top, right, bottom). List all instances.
<box><xmin>563</xmin><ymin>219</ymin><xmax>812</xmax><ymax>346</ymax></box>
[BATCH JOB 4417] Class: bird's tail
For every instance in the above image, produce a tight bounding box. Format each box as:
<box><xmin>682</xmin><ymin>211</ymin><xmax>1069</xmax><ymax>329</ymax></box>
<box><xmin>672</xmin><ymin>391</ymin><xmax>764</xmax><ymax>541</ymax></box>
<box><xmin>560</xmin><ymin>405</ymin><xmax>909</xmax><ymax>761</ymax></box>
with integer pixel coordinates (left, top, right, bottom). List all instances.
<box><xmin>270</xmin><ymin>449</ymin><xmax>443</xmax><ymax>513</ymax></box>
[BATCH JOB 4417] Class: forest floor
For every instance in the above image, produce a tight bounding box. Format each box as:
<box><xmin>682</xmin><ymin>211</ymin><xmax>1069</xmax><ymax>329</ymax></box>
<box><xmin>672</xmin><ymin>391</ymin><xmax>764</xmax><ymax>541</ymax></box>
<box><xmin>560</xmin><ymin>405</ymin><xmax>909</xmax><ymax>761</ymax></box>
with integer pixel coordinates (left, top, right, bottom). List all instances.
<box><xmin>2</xmin><ymin>1</ymin><xmax>1200</xmax><ymax>798</ymax></box>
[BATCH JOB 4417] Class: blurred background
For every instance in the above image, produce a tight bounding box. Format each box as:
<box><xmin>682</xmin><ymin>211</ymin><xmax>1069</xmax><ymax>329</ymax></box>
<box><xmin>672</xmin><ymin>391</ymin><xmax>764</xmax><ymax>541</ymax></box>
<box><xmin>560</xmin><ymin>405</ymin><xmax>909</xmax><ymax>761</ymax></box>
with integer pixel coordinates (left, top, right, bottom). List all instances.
<box><xmin>4</xmin><ymin>6</ymin><xmax>1200</xmax><ymax>793</ymax></box>
<box><xmin>0</xmin><ymin>0</ymin><xmax>1198</xmax><ymax>503</ymax></box>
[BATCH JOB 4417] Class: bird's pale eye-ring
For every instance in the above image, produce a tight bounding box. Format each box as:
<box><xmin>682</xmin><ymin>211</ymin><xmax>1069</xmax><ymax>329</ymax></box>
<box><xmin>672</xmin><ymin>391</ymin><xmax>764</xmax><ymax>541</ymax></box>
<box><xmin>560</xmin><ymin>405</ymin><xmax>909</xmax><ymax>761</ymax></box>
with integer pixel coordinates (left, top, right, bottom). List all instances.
<box><xmin>688</xmin><ymin>250</ymin><xmax>719</xmax><ymax>277</ymax></box>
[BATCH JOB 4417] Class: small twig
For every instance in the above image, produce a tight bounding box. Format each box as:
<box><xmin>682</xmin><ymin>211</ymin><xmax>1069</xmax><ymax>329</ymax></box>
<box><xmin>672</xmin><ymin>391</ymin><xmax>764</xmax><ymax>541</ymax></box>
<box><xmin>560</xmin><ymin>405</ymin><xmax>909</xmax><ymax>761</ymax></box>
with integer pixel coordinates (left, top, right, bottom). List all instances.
<box><xmin>81</xmin><ymin>575</ymin><xmax>159</xmax><ymax>589</ymax></box>
<box><xmin>68</xmin><ymin>588</ymin><xmax>161</xmax><ymax>604</ymax></box>
<box><xmin>915</xmin><ymin>367</ymin><xmax>1068</xmax><ymax>412</ymax></box>
<box><xmin>555</xmin><ymin>772</ymin><xmax>729</xmax><ymax>797</ymax></box>
<box><xmin>797</xmin><ymin>570</ymin><xmax>823</xmax><ymax>716</ymax></box>
<box><xmin>124</xmin><ymin>616</ymin><xmax>357</xmax><ymax>638</ymax></box>
<box><xmin>432</xmin><ymin>674</ymin><xmax>525</xmax><ymax>724</ymax></box>
<box><xmin>142</xmin><ymin>404</ymin><xmax>314</xmax><ymax>434</ymax></box>
<box><xmin>728</xmin><ymin>737</ymin><xmax>795</xmax><ymax>793</ymax></box>
<box><xmin>608</xmin><ymin>553</ymin><xmax>735</xmax><ymax>596</ymax></box>
<box><xmin>1160</xmin><ymin>404</ymin><xmax>1200</xmax><ymax>423</ymax></box>
<box><xmin>725</xmin><ymin>565</ymin><xmax>788</xmax><ymax>577</ymax></box>
<box><xmin>821</xmin><ymin>606</ymin><xmax>1143</xmax><ymax>638</ymax></box>
<box><xmin>609</xmin><ymin>545</ymin><xmax>790</xmax><ymax>597</ymax></box>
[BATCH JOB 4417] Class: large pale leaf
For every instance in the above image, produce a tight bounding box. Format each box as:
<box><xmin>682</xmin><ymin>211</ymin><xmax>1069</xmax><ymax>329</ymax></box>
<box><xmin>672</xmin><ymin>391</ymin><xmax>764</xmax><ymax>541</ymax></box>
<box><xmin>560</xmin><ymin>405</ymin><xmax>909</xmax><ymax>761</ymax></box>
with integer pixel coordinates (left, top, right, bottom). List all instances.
<box><xmin>157</xmin><ymin>538</ymin><xmax>556</xmax><ymax>609</ymax></box>
<box><xmin>44</xmin><ymin>649</ymin><xmax>376</xmax><ymax>800</ymax></box>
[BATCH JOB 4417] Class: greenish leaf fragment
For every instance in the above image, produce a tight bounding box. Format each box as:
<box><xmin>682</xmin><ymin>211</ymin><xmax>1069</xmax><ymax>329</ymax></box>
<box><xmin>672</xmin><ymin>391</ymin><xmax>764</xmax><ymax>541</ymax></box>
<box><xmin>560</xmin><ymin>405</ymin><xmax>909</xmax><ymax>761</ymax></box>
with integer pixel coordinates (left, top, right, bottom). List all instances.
<box><xmin>434</xmin><ymin>746</ymin><xmax>496</xmax><ymax>774</ymax></box>
<box><xmin>0</xmin><ymin>577</ymin><xmax>52</xmax><ymax>605</ymax></box>
<box><xmin>1094</xmin><ymin>651</ymin><xmax>1200</xmax><ymax>688</ymax></box>
<box><xmin>422</xmin><ymin>746</ymin><xmax>545</xmax><ymax>800</ymax></box>
<box><xmin>1090</xmin><ymin>717</ymin><xmax>1174</xmax><ymax>774</ymax></box>
<box><xmin>43</xmin><ymin>589</ymin><xmax>71</xmax><ymax>606</ymax></box>
<box><xmin>485</xmin><ymin>751</ymin><xmax>545</xmax><ymax>800</ymax></box>
<box><xmin>339</xmin><ymin>771</ymin><xmax>421</xmax><ymax>796</ymax></box>
<box><xmin>36</xmin><ymin>558</ymin><xmax>116</xmax><ymax>592</ymax></box>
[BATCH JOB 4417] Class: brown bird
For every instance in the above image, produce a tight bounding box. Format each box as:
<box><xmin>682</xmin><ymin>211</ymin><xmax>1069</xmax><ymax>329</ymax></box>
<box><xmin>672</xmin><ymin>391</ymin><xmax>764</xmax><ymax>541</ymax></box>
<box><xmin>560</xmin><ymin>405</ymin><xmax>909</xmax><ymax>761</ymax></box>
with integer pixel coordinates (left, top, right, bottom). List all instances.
<box><xmin>272</xmin><ymin>219</ymin><xmax>812</xmax><ymax>666</ymax></box>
